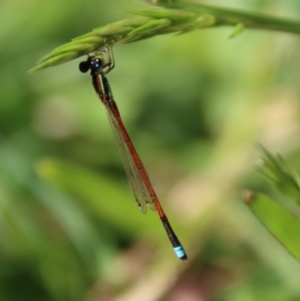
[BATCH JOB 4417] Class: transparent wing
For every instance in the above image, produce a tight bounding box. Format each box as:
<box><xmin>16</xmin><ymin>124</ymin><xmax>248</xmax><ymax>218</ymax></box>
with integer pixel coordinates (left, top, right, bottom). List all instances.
<box><xmin>105</xmin><ymin>106</ymin><xmax>156</xmax><ymax>214</ymax></box>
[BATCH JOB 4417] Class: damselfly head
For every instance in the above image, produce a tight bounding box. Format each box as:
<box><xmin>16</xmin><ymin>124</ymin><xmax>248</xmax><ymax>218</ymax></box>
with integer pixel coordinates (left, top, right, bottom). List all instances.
<box><xmin>79</xmin><ymin>56</ymin><xmax>103</xmax><ymax>74</ymax></box>
<box><xmin>79</xmin><ymin>47</ymin><xmax>114</xmax><ymax>75</ymax></box>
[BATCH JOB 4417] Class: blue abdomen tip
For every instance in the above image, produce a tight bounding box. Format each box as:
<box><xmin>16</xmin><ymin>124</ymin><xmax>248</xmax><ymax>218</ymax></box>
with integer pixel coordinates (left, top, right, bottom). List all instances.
<box><xmin>174</xmin><ymin>246</ymin><xmax>187</xmax><ymax>260</ymax></box>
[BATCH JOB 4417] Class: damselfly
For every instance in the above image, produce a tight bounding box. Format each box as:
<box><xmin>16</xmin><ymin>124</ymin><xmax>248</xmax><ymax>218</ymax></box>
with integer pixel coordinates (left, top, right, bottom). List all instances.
<box><xmin>79</xmin><ymin>48</ymin><xmax>187</xmax><ymax>260</ymax></box>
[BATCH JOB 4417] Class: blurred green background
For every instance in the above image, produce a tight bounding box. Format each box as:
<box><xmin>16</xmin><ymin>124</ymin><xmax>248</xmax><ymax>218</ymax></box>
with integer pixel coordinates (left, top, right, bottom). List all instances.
<box><xmin>2</xmin><ymin>0</ymin><xmax>300</xmax><ymax>300</ymax></box>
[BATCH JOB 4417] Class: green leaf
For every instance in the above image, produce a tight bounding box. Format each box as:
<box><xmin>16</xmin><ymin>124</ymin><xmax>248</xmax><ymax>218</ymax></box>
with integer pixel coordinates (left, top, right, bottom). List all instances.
<box><xmin>244</xmin><ymin>191</ymin><xmax>300</xmax><ymax>262</ymax></box>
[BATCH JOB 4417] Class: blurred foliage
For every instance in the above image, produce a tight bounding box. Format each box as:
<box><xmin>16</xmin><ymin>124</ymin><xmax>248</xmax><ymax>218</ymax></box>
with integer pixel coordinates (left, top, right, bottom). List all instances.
<box><xmin>2</xmin><ymin>0</ymin><xmax>300</xmax><ymax>301</ymax></box>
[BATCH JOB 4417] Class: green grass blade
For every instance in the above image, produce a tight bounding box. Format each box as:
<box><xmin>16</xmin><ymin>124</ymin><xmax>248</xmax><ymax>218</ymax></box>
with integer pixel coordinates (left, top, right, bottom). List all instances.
<box><xmin>244</xmin><ymin>191</ymin><xmax>300</xmax><ymax>262</ymax></box>
<box><xmin>128</xmin><ymin>18</ymin><xmax>171</xmax><ymax>35</ymax></box>
<box><xmin>152</xmin><ymin>0</ymin><xmax>300</xmax><ymax>33</ymax></box>
<box><xmin>258</xmin><ymin>146</ymin><xmax>300</xmax><ymax>206</ymax></box>
<box><xmin>30</xmin><ymin>1</ymin><xmax>300</xmax><ymax>72</ymax></box>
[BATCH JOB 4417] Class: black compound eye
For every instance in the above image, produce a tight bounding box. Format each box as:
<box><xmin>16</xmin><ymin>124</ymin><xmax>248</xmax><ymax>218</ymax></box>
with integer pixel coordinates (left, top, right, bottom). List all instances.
<box><xmin>79</xmin><ymin>60</ymin><xmax>90</xmax><ymax>73</ymax></box>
